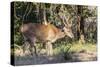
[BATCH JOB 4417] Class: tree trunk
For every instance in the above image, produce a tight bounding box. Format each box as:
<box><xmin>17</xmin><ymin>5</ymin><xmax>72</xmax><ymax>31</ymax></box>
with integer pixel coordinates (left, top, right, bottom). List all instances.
<box><xmin>43</xmin><ymin>4</ymin><xmax>47</xmax><ymax>25</ymax></box>
<box><xmin>77</xmin><ymin>6</ymin><xmax>85</xmax><ymax>44</ymax></box>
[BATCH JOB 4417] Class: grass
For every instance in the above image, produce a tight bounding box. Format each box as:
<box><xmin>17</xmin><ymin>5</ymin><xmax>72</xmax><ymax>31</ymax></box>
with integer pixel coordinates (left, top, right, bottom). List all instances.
<box><xmin>70</xmin><ymin>42</ymin><xmax>96</xmax><ymax>52</ymax></box>
<box><xmin>53</xmin><ymin>41</ymin><xmax>97</xmax><ymax>55</ymax></box>
<box><xmin>53</xmin><ymin>41</ymin><xmax>97</xmax><ymax>61</ymax></box>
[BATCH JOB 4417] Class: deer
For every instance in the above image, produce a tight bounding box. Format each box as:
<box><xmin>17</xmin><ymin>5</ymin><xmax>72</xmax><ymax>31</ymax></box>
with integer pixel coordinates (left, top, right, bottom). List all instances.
<box><xmin>20</xmin><ymin>18</ymin><xmax>74</xmax><ymax>56</ymax></box>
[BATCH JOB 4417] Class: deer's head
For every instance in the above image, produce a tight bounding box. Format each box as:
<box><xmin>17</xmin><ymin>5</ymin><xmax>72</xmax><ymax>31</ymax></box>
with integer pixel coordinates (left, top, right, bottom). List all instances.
<box><xmin>63</xmin><ymin>25</ymin><xmax>74</xmax><ymax>38</ymax></box>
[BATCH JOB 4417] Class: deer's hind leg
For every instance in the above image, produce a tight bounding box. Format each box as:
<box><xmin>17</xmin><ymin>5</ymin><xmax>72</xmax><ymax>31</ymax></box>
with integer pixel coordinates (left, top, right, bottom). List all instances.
<box><xmin>28</xmin><ymin>39</ymin><xmax>38</xmax><ymax>56</ymax></box>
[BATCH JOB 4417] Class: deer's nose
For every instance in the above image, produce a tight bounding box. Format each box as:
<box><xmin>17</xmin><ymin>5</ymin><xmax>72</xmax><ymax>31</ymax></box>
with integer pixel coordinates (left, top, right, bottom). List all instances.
<box><xmin>70</xmin><ymin>34</ymin><xmax>74</xmax><ymax>38</ymax></box>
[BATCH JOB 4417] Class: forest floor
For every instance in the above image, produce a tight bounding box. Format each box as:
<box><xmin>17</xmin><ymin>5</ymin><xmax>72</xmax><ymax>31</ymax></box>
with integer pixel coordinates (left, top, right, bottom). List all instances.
<box><xmin>13</xmin><ymin>42</ymin><xmax>97</xmax><ymax>66</ymax></box>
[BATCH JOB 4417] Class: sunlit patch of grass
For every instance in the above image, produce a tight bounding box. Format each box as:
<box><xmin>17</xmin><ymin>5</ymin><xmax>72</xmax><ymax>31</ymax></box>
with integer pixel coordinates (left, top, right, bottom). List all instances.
<box><xmin>53</xmin><ymin>41</ymin><xmax>97</xmax><ymax>56</ymax></box>
<box><xmin>70</xmin><ymin>42</ymin><xmax>96</xmax><ymax>52</ymax></box>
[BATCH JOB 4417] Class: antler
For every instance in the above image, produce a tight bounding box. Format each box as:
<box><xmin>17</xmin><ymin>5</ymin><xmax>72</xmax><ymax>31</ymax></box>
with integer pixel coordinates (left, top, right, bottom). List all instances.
<box><xmin>58</xmin><ymin>4</ymin><xmax>72</xmax><ymax>27</ymax></box>
<box><xmin>63</xmin><ymin>15</ymin><xmax>72</xmax><ymax>27</ymax></box>
<box><xmin>62</xmin><ymin>15</ymin><xmax>68</xmax><ymax>26</ymax></box>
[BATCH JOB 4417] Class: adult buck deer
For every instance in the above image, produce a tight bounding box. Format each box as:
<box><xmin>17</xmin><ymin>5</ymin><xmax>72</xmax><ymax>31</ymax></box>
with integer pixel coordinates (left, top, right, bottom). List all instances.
<box><xmin>20</xmin><ymin>19</ymin><xmax>74</xmax><ymax>56</ymax></box>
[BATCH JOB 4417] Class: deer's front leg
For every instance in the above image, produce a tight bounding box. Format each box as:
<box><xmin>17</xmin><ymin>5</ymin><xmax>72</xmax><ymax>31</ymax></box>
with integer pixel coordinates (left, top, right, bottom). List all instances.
<box><xmin>46</xmin><ymin>42</ymin><xmax>53</xmax><ymax>56</ymax></box>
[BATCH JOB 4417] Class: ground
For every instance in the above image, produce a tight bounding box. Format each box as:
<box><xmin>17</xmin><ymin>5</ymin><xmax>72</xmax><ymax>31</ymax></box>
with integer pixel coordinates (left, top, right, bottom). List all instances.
<box><xmin>12</xmin><ymin>42</ymin><xmax>97</xmax><ymax>66</ymax></box>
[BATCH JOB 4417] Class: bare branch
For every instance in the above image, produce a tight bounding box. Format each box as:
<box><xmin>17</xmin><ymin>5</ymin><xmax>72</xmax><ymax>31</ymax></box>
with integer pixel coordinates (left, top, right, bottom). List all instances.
<box><xmin>22</xmin><ymin>3</ymin><xmax>30</xmax><ymax>21</ymax></box>
<box><xmin>14</xmin><ymin>2</ymin><xmax>20</xmax><ymax>20</ymax></box>
<box><xmin>26</xmin><ymin>3</ymin><xmax>33</xmax><ymax>18</ymax></box>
